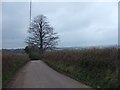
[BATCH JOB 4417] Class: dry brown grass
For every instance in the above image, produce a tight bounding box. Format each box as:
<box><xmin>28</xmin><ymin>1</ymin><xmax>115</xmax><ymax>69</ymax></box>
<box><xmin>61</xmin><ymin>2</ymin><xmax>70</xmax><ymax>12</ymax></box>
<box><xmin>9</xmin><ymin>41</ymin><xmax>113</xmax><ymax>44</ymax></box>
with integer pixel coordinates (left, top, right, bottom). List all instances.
<box><xmin>42</xmin><ymin>47</ymin><xmax>119</xmax><ymax>88</ymax></box>
<box><xmin>2</xmin><ymin>51</ymin><xmax>29</xmax><ymax>87</ymax></box>
<box><xmin>43</xmin><ymin>48</ymin><xmax>117</xmax><ymax>69</ymax></box>
<box><xmin>0</xmin><ymin>52</ymin><xmax>1</xmax><ymax>89</ymax></box>
<box><xmin>0</xmin><ymin>52</ymin><xmax>2</xmax><ymax>58</ymax></box>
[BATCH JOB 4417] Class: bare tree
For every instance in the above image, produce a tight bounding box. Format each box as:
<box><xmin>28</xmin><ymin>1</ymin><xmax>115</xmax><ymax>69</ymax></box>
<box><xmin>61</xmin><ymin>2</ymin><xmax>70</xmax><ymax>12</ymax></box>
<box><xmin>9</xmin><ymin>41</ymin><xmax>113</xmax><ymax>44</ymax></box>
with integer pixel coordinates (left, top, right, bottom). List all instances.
<box><xmin>26</xmin><ymin>15</ymin><xmax>59</xmax><ymax>53</ymax></box>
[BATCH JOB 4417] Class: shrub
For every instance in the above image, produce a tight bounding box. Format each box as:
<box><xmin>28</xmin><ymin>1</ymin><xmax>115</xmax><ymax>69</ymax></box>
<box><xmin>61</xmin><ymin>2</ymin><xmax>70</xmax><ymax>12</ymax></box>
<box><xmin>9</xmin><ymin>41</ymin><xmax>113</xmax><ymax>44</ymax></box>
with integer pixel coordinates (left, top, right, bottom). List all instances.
<box><xmin>42</xmin><ymin>47</ymin><xmax>119</xmax><ymax>88</ymax></box>
<box><xmin>2</xmin><ymin>51</ymin><xmax>29</xmax><ymax>87</ymax></box>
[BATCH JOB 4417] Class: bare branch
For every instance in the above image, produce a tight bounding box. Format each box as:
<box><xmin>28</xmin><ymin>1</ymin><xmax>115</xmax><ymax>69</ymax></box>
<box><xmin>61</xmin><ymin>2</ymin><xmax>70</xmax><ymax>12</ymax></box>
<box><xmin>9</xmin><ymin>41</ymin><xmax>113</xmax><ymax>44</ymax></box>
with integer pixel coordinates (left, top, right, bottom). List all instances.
<box><xmin>26</xmin><ymin>14</ymin><xmax>59</xmax><ymax>53</ymax></box>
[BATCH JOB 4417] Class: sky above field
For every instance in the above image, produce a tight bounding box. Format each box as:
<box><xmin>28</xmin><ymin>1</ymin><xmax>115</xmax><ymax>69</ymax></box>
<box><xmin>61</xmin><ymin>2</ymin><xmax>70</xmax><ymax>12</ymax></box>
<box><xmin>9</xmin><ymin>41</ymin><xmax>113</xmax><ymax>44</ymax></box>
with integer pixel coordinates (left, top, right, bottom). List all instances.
<box><xmin>2</xmin><ymin>2</ymin><xmax>118</xmax><ymax>49</ymax></box>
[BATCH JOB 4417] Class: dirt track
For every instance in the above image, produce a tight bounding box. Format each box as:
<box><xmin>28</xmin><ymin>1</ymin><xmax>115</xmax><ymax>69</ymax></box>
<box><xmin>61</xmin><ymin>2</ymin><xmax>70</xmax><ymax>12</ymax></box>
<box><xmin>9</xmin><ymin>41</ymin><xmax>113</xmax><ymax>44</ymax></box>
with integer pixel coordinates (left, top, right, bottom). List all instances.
<box><xmin>7</xmin><ymin>60</ymin><xmax>91</xmax><ymax>88</ymax></box>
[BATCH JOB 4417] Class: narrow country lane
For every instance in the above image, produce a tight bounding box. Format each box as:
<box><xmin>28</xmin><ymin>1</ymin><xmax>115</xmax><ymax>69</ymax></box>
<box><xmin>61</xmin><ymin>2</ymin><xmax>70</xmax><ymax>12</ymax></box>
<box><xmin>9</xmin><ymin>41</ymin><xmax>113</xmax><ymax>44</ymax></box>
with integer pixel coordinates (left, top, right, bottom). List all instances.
<box><xmin>7</xmin><ymin>60</ymin><xmax>91</xmax><ymax>88</ymax></box>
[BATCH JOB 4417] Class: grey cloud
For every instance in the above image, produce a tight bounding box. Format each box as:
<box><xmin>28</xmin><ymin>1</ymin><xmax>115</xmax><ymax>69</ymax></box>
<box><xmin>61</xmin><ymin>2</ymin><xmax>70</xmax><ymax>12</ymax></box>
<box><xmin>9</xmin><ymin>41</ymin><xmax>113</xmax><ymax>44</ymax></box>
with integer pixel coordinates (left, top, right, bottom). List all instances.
<box><xmin>0</xmin><ymin>2</ymin><xmax>2</xmax><ymax>49</ymax></box>
<box><xmin>2</xmin><ymin>2</ymin><xmax>29</xmax><ymax>48</ymax></box>
<box><xmin>2</xmin><ymin>2</ymin><xmax>118</xmax><ymax>48</ymax></box>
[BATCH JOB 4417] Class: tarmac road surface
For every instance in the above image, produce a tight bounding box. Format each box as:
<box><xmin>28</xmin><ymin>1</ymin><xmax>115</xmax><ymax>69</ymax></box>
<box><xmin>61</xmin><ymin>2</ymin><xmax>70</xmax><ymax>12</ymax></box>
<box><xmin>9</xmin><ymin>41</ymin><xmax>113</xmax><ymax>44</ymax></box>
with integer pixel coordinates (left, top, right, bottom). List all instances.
<box><xmin>7</xmin><ymin>60</ymin><xmax>91</xmax><ymax>88</ymax></box>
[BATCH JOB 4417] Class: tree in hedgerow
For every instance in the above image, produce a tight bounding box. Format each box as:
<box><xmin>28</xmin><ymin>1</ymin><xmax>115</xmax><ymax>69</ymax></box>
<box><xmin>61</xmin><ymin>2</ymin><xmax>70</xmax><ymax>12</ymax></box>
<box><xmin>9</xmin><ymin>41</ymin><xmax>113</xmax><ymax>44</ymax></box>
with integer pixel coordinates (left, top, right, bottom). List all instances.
<box><xmin>26</xmin><ymin>14</ymin><xmax>59</xmax><ymax>54</ymax></box>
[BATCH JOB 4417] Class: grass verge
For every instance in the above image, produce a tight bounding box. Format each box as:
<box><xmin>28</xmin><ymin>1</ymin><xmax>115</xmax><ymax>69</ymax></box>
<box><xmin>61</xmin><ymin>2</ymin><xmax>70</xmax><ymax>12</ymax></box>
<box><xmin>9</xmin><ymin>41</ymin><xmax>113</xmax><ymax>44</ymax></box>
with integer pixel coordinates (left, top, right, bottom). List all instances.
<box><xmin>2</xmin><ymin>51</ymin><xmax>29</xmax><ymax>87</ymax></box>
<box><xmin>44</xmin><ymin>60</ymin><xmax>119</xmax><ymax>88</ymax></box>
<box><xmin>42</xmin><ymin>48</ymin><xmax>120</xmax><ymax>88</ymax></box>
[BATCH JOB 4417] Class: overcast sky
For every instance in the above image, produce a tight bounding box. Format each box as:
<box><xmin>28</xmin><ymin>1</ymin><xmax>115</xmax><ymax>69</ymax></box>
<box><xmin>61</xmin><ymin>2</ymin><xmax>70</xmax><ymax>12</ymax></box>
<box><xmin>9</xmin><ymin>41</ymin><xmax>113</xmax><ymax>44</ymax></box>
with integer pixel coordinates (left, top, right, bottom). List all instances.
<box><xmin>2</xmin><ymin>2</ymin><xmax>118</xmax><ymax>49</ymax></box>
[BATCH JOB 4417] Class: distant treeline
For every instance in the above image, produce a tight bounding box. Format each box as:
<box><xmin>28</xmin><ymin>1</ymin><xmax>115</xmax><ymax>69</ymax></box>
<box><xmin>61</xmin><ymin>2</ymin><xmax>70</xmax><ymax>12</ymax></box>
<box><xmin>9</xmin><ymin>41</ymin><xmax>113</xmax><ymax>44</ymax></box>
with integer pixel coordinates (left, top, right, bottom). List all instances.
<box><xmin>2</xmin><ymin>49</ymin><xmax>25</xmax><ymax>54</ymax></box>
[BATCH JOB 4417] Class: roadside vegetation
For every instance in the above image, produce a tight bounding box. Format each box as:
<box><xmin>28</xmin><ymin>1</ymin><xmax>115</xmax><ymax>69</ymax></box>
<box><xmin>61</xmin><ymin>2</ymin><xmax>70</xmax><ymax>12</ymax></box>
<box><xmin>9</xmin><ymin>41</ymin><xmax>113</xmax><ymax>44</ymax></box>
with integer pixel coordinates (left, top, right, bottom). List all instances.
<box><xmin>24</xmin><ymin>14</ymin><xmax>119</xmax><ymax>88</ymax></box>
<box><xmin>2</xmin><ymin>51</ymin><xmax>29</xmax><ymax>87</ymax></box>
<box><xmin>0</xmin><ymin>52</ymin><xmax>2</xmax><ymax>89</ymax></box>
<box><xmin>41</xmin><ymin>47</ymin><xmax>120</xmax><ymax>88</ymax></box>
